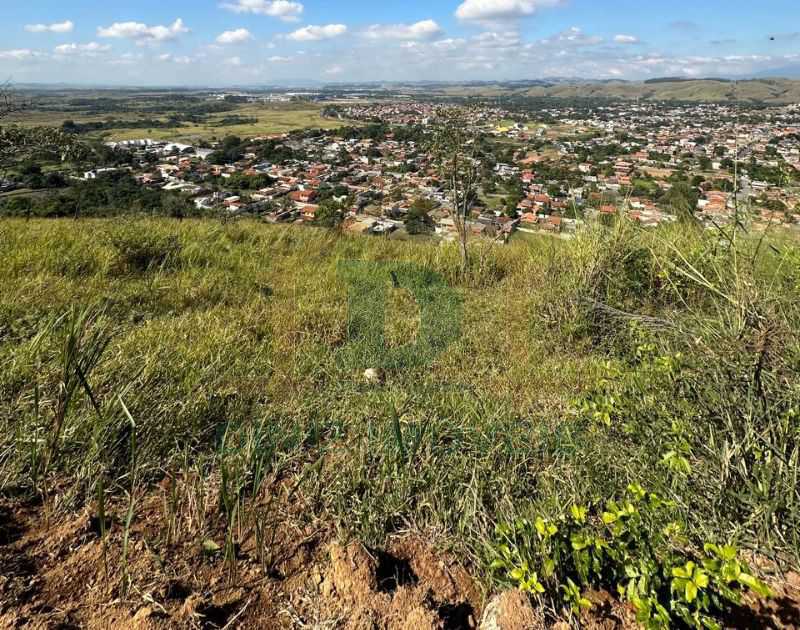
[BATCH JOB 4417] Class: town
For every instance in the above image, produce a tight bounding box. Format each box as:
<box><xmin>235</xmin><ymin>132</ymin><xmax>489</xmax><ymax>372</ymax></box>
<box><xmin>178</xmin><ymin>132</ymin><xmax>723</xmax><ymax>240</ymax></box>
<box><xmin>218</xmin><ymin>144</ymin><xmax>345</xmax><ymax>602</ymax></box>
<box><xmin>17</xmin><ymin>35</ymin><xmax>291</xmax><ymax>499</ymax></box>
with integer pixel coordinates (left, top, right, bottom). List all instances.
<box><xmin>4</xmin><ymin>95</ymin><xmax>800</xmax><ymax>240</ymax></box>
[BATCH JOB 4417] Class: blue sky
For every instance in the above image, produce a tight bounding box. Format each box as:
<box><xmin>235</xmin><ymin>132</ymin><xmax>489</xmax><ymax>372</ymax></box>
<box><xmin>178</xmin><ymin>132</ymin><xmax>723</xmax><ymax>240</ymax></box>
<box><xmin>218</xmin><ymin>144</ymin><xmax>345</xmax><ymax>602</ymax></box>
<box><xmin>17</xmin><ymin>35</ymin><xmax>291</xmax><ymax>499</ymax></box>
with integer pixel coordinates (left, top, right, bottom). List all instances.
<box><xmin>2</xmin><ymin>0</ymin><xmax>799</xmax><ymax>85</ymax></box>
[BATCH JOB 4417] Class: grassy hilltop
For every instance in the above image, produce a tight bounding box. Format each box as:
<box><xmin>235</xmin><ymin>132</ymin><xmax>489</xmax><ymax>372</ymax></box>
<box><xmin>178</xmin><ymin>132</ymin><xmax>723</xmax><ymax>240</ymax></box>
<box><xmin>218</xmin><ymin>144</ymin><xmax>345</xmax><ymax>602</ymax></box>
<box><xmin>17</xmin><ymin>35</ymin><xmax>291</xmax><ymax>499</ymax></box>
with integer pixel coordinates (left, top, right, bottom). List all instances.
<box><xmin>1</xmin><ymin>218</ymin><xmax>799</xmax><ymax>627</ymax></box>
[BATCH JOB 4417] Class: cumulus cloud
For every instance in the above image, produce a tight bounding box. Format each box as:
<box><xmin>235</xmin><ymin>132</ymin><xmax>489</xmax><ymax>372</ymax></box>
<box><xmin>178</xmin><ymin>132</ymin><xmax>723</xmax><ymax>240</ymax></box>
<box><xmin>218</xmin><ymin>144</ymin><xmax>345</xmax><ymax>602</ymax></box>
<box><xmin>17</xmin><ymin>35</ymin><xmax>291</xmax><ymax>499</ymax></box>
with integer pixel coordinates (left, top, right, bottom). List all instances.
<box><xmin>473</xmin><ymin>31</ymin><xmax>521</xmax><ymax>48</ymax></box>
<box><xmin>216</xmin><ymin>28</ymin><xmax>253</xmax><ymax>45</ymax></box>
<box><xmin>614</xmin><ymin>34</ymin><xmax>639</xmax><ymax>44</ymax></box>
<box><xmin>287</xmin><ymin>24</ymin><xmax>347</xmax><ymax>42</ymax></box>
<box><xmin>158</xmin><ymin>53</ymin><xmax>193</xmax><ymax>64</ymax></box>
<box><xmin>54</xmin><ymin>42</ymin><xmax>111</xmax><ymax>56</ymax></box>
<box><xmin>432</xmin><ymin>38</ymin><xmax>467</xmax><ymax>51</ymax></box>
<box><xmin>324</xmin><ymin>64</ymin><xmax>344</xmax><ymax>75</ymax></box>
<box><xmin>361</xmin><ymin>20</ymin><xmax>442</xmax><ymax>41</ymax></box>
<box><xmin>455</xmin><ymin>0</ymin><xmax>564</xmax><ymax>22</ymax></box>
<box><xmin>98</xmin><ymin>18</ymin><xmax>188</xmax><ymax>44</ymax></box>
<box><xmin>221</xmin><ymin>0</ymin><xmax>303</xmax><ymax>22</ymax></box>
<box><xmin>268</xmin><ymin>55</ymin><xmax>292</xmax><ymax>62</ymax></box>
<box><xmin>0</xmin><ymin>49</ymin><xmax>41</xmax><ymax>60</ymax></box>
<box><xmin>108</xmin><ymin>52</ymin><xmax>143</xmax><ymax>65</ymax></box>
<box><xmin>537</xmin><ymin>26</ymin><xmax>602</xmax><ymax>47</ymax></box>
<box><xmin>25</xmin><ymin>20</ymin><xmax>74</xmax><ymax>34</ymax></box>
<box><xmin>225</xmin><ymin>56</ymin><xmax>243</xmax><ymax>66</ymax></box>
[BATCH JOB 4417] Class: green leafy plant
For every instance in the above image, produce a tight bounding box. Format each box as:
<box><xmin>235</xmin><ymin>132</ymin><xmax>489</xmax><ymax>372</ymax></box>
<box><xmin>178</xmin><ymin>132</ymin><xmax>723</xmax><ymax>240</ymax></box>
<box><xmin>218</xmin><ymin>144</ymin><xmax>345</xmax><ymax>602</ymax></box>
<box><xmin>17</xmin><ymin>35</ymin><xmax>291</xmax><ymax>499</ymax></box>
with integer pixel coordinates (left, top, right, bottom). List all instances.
<box><xmin>489</xmin><ymin>484</ymin><xmax>771</xmax><ymax>628</ymax></box>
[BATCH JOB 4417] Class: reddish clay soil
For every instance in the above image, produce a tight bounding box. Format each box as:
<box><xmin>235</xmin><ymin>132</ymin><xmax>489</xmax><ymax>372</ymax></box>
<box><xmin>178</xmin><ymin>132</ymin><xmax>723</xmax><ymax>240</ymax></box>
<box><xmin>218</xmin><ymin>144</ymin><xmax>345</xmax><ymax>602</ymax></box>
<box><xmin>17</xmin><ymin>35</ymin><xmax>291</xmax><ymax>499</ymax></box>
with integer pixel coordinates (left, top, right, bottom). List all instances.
<box><xmin>1</xmin><ymin>487</ymin><xmax>799</xmax><ymax>629</ymax></box>
<box><xmin>0</xmin><ymin>486</ymin><xmax>482</xmax><ymax>629</ymax></box>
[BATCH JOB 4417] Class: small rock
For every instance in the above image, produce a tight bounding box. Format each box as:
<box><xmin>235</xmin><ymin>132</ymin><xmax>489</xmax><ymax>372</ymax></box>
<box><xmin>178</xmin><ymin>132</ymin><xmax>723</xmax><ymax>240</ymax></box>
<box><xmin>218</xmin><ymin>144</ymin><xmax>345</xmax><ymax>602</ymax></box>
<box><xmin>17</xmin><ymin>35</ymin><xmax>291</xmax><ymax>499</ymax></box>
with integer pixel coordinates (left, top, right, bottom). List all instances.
<box><xmin>363</xmin><ymin>368</ymin><xmax>384</xmax><ymax>385</ymax></box>
<box><xmin>479</xmin><ymin>590</ymin><xmax>543</xmax><ymax>630</ymax></box>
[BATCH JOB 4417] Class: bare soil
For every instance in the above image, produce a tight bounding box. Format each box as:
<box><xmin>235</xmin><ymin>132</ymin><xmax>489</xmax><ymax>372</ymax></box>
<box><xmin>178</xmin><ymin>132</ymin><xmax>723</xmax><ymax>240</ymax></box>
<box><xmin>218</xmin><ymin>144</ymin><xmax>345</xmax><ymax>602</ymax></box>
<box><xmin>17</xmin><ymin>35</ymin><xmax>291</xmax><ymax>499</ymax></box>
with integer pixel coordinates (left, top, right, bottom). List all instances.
<box><xmin>1</xmin><ymin>488</ymin><xmax>799</xmax><ymax>629</ymax></box>
<box><xmin>0</xmin><ymin>486</ymin><xmax>481</xmax><ymax>629</ymax></box>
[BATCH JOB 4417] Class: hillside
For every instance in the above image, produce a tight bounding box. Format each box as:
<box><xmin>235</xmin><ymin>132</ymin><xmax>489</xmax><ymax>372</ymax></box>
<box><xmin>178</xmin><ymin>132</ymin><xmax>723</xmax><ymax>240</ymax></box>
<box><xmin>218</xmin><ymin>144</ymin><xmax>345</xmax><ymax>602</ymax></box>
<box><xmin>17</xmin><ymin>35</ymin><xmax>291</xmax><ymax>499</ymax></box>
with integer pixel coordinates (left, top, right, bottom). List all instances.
<box><xmin>440</xmin><ymin>78</ymin><xmax>800</xmax><ymax>103</ymax></box>
<box><xmin>1</xmin><ymin>218</ymin><xmax>799</xmax><ymax>628</ymax></box>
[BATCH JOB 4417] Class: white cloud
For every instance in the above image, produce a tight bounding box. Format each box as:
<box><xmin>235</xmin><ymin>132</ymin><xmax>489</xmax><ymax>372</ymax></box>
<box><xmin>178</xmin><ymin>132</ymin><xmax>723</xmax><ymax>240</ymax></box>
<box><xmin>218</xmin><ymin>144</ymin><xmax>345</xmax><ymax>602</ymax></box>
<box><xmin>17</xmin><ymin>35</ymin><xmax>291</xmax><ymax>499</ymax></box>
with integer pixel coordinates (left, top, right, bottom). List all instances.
<box><xmin>216</xmin><ymin>28</ymin><xmax>253</xmax><ymax>45</ymax></box>
<box><xmin>110</xmin><ymin>52</ymin><xmax>144</xmax><ymax>66</ymax></box>
<box><xmin>98</xmin><ymin>18</ymin><xmax>188</xmax><ymax>44</ymax></box>
<box><xmin>361</xmin><ymin>20</ymin><xmax>442</xmax><ymax>41</ymax></box>
<box><xmin>473</xmin><ymin>31</ymin><xmax>521</xmax><ymax>48</ymax></box>
<box><xmin>158</xmin><ymin>53</ymin><xmax>193</xmax><ymax>64</ymax></box>
<box><xmin>433</xmin><ymin>38</ymin><xmax>467</xmax><ymax>51</ymax></box>
<box><xmin>455</xmin><ymin>0</ymin><xmax>564</xmax><ymax>22</ymax></box>
<box><xmin>287</xmin><ymin>24</ymin><xmax>347</xmax><ymax>42</ymax></box>
<box><xmin>0</xmin><ymin>49</ymin><xmax>40</xmax><ymax>60</ymax></box>
<box><xmin>225</xmin><ymin>56</ymin><xmax>243</xmax><ymax>66</ymax></box>
<box><xmin>614</xmin><ymin>34</ymin><xmax>639</xmax><ymax>44</ymax></box>
<box><xmin>54</xmin><ymin>42</ymin><xmax>111</xmax><ymax>56</ymax></box>
<box><xmin>268</xmin><ymin>55</ymin><xmax>292</xmax><ymax>62</ymax></box>
<box><xmin>324</xmin><ymin>64</ymin><xmax>344</xmax><ymax>75</ymax></box>
<box><xmin>221</xmin><ymin>0</ymin><xmax>303</xmax><ymax>22</ymax></box>
<box><xmin>536</xmin><ymin>26</ymin><xmax>602</xmax><ymax>47</ymax></box>
<box><xmin>25</xmin><ymin>20</ymin><xmax>74</xmax><ymax>34</ymax></box>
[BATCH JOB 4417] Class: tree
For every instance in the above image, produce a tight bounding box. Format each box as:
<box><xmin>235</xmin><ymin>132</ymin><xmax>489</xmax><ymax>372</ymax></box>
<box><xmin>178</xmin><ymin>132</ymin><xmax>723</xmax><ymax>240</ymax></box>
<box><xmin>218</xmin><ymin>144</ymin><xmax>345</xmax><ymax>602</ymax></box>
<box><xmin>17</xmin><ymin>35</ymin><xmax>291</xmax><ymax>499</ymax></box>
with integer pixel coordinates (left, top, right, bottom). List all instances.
<box><xmin>661</xmin><ymin>181</ymin><xmax>699</xmax><ymax>223</ymax></box>
<box><xmin>163</xmin><ymin>193</ymin><xmax>191</xmax><ymax>221</ymax></box>
<box><xmin>405</xmin><ymin>198</ymin><xmax>436</xmax><ymax>235</ymax></box>
<box><xmin>0</xmin><ymin>82</ymin><xmax>23</xmax><ymax>121</ymax></box>
<box><xmin>314</xmin><ymin>200</ymin><xmax>344</xmax><ymax>228</ymax></box>
<box><xmin>431</xmin><ymin>109</ymin><xmax>480</xmax><ymax>272</ymax></box>
<box><xmin>0</xmin><ymin>126</ymin><xmax>87</xmax><ymax>178</ymax></box>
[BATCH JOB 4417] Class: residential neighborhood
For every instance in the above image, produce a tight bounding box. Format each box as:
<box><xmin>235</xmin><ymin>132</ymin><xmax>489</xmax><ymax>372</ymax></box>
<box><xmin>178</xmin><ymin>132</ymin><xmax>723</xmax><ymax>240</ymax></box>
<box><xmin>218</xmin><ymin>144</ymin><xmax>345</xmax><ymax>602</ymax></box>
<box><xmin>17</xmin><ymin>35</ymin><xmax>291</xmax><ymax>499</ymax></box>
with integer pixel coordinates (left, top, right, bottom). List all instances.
<box><xmin>106</xmin><ymin>98</ymin><xmax>800</xmax><ymax>238</ymax></box>
<box><xmin>6</xmin><ymin>95</ymin><xmax>800</xmax><ymax>239</ymax></box>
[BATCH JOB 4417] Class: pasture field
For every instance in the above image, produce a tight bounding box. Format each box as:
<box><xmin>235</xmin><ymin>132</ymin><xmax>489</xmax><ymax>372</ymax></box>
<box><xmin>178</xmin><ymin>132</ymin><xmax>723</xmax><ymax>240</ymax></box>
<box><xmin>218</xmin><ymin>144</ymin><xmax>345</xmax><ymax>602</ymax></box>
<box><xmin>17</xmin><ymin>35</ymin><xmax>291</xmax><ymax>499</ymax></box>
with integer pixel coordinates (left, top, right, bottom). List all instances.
<box><xmin>6</xmin><ymin>93</ymin><xmax>350</xmax><ymax>142</ymax></box>
<box><xmin>0</xmin><ymin>218</ymin><xmax>798</xmax><ymax>627</ymax></box>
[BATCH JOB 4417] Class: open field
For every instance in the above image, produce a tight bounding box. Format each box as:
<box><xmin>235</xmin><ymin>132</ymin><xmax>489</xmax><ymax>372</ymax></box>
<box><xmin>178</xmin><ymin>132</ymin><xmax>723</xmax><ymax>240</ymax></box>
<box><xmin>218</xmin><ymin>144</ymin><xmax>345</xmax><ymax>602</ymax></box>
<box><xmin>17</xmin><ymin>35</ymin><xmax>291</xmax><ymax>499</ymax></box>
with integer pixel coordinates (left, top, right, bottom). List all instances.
<box><xmin>6</xmin><ymin>96</ymin><xmax>350</xmax><ymax>142</ymax></box>
<box><xmin>103</xmin><ymin>104</ymin><xmax>348</xmax><ymax>142</ymax></box>
<box><xmin>1</xmin><ymin>218</ymin><xmax>799</xmax><ymax>627</ymax></box>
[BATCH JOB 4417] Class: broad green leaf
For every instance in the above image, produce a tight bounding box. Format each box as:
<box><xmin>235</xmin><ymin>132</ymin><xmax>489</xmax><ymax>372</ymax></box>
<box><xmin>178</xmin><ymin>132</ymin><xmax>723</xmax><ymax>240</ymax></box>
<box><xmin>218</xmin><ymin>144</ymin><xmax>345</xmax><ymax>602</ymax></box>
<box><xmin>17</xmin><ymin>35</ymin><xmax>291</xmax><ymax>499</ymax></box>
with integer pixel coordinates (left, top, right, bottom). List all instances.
<box><xmin>685</xmin><ymin>581</ymin><xmax>698</xmax><ymax>603</ymax></box>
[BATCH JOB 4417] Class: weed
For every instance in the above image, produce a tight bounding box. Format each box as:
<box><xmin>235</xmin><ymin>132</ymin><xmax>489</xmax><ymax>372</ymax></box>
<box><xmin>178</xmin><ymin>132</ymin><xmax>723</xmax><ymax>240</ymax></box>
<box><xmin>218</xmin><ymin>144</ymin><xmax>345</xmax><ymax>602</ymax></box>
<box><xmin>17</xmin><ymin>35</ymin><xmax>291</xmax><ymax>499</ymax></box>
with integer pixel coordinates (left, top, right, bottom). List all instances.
<box><xmin>490</xmin><ymin>484</ymin><xmax>771</xmax><ymax>629</ymax></box>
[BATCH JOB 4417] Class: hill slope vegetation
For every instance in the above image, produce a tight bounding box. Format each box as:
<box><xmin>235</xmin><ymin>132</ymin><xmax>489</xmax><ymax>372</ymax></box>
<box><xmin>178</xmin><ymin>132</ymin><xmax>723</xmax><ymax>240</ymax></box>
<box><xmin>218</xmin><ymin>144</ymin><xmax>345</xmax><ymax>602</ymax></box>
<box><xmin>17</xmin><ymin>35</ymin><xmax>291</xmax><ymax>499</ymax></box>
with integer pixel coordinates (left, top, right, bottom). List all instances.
<box><xmin>0</xmin><ymin>219</ymin><xmax>799</xmax><ymax>627</ymax></box>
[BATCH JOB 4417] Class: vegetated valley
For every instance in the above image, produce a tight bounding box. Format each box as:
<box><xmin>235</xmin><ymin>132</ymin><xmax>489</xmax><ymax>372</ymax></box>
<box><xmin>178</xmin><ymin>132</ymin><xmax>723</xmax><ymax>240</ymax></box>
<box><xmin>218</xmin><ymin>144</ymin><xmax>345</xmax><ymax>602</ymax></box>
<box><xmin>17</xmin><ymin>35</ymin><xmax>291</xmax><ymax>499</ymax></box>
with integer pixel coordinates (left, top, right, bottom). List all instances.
<box><xmin>1</xmin><ymin>217</ymin><xmax>799</xmax><ymax>628</ymax></box>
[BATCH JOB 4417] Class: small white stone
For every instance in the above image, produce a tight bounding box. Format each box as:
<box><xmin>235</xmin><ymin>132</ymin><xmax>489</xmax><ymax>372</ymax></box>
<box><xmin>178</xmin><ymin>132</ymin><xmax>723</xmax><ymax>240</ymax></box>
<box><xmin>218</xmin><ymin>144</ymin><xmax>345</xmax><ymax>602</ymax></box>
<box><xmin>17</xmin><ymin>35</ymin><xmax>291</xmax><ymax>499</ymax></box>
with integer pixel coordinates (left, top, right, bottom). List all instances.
<box><xmin>363</xmin><ymin>368</ymin><xmax>384</xmax><ymax>384</ymax></box>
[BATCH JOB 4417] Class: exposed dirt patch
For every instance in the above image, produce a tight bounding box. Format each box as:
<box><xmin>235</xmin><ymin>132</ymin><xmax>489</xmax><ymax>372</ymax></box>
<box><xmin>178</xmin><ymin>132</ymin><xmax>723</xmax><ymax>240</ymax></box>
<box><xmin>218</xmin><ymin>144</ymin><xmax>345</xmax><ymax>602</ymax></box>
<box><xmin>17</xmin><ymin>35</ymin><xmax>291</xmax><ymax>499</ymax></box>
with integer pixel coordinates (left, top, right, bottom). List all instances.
<box><xmin>1</xmin><ymin>488</ymin><xmax>798</xmax><ymax>629</ymax></box>
<box><xmin>0</xmin><ymin>490</ymin><xmax>481</xmax><ymax>629</ymax></box>
<box><xmin>480</xmin><ymin>589</ymin><xmax>544</xmax><ymax>630</ymax></box>
<box><xmin>313</xmin><ymin>539</ymin><xmax>480</xmax><ymax>629</ymax></box>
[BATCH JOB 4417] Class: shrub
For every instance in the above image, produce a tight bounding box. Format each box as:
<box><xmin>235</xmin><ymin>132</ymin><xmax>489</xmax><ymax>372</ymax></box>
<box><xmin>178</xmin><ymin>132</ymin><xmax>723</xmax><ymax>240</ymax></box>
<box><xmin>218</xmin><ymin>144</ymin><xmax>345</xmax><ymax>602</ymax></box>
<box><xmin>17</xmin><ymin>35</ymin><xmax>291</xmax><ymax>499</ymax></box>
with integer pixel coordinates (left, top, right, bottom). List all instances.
<box><xmin>490</xmin><ymin>485</ymin><xmax>771</xmax><ymax>629</ymax></box>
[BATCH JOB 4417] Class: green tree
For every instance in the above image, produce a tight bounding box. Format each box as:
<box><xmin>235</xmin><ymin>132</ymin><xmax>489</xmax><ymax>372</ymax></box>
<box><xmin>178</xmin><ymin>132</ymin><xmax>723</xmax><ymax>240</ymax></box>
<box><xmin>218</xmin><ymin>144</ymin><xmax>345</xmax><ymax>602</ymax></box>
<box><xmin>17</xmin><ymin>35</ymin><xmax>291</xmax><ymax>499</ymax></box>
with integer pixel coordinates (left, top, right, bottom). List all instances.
<box><xmin>314</xmin><ymin>200</ymin><xmax>344</xmax><ymax>228</ymax></box>
<box><xmin>405</xmin><ymin>198</ymin><xmax>435</xmax><ymax>235</ymax></box>
<box><xmin>661</xmin><ymin>181</ymin><xmax>699</xmax><ymax>223</ymax></box>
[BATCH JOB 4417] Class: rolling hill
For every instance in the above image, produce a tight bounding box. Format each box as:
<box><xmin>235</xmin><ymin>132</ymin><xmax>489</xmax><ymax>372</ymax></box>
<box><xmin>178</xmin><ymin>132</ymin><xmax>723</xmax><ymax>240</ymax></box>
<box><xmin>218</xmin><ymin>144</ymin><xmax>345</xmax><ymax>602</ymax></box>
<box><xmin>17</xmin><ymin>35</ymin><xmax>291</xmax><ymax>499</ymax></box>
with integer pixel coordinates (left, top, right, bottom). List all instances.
<box><xmin>437</xmin><ymin>78</ymin><xmax>800</xmax><ymax>103</ymax></box>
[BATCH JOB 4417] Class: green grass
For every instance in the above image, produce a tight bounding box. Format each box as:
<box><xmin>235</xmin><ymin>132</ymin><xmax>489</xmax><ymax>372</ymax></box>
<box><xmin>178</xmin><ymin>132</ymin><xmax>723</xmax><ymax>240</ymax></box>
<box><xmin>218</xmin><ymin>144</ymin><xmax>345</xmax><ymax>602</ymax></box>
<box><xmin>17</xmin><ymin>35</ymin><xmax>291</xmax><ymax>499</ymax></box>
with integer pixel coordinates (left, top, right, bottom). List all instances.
<box><xmin>6</xmin><ymin>102</ymin><xmax>350</xmax><ymax>142</ymax></box>
<box><xmin>102</xmin><ymin>104</ymin><xmax>348</xmax><ymax>142</ymax></box>
<box><xmin>0</xmin><ymin>217</ymin><xmax>798</xmax><ymax>613</ymax></box>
